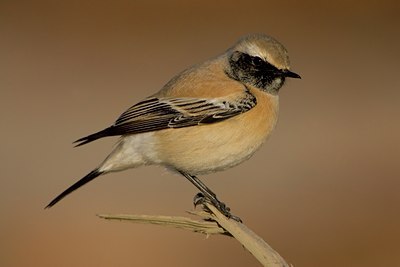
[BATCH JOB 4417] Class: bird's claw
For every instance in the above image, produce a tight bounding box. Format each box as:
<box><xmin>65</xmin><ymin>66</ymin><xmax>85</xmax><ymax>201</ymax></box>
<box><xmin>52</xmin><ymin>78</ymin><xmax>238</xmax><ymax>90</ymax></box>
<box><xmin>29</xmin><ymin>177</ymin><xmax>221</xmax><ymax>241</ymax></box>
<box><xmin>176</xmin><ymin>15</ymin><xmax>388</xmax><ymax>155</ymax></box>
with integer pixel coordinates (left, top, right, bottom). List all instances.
<box><xmin>193</xmin><ymin>192</ymin><xmax>242</xmax><ymax>223</ymax></box>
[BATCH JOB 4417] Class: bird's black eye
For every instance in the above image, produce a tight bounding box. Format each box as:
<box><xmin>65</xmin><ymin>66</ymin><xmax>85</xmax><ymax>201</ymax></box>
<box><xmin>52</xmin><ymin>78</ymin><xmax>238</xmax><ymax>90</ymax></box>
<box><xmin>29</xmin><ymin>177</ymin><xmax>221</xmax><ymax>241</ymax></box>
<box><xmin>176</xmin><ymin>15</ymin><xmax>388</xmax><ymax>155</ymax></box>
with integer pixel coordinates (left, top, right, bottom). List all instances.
<box><xmin>251</xmin><ymin>56</ymin><xmax>264</xmax><ymax>67</ymax></box>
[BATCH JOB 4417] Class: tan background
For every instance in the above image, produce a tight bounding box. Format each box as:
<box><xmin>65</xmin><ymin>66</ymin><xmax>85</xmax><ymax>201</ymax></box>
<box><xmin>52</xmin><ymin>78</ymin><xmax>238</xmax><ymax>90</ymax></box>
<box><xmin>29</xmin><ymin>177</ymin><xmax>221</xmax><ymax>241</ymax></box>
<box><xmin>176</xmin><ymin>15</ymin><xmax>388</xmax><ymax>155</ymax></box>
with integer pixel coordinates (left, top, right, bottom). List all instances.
<box><xmin>1</xmin><ymin>1</ymin><xmax>400</xmax><ymax>266</ymax></box>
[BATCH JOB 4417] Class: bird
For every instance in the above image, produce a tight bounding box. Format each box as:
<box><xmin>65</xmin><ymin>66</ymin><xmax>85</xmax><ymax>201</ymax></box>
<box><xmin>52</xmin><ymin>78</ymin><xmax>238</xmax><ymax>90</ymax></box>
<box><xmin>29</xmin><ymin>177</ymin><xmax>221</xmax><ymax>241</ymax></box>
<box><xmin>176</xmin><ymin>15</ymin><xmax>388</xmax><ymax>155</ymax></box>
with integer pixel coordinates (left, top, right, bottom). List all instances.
<box><xmin>45</xmin><ymin>33</ymin><xmax>301</xmax><ymax>220</ymax></box>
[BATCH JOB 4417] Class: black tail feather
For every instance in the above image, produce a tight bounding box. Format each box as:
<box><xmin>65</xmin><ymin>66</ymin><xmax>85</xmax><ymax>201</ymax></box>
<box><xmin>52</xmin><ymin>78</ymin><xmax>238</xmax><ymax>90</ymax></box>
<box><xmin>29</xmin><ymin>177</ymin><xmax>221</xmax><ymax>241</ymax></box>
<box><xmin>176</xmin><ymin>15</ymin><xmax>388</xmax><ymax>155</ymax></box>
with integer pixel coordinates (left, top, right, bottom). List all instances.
<box><xmin>45</xmin><ymin>169</ymin><xmax>103</xmax><ymax>209</ymax></box>
<box><xmin>73</xmin><ymin>127</ymin><xmax>115</xmax><ymax>147</ymax></box>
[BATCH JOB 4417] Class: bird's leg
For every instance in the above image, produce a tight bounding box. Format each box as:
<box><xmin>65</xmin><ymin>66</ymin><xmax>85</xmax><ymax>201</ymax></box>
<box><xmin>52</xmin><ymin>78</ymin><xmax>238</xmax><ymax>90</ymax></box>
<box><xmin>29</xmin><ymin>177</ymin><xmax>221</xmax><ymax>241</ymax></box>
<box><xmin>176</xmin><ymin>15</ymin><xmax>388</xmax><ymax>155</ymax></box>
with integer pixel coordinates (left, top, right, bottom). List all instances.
<box><xmin>178</xmin><ymin>171</ymin><xmax>242</xmax><ymax>222</ymax></box>
<box><xmin>178</xmin><ymin>171</ymin><xmax>225</xmax><ymax>210</ymax></box>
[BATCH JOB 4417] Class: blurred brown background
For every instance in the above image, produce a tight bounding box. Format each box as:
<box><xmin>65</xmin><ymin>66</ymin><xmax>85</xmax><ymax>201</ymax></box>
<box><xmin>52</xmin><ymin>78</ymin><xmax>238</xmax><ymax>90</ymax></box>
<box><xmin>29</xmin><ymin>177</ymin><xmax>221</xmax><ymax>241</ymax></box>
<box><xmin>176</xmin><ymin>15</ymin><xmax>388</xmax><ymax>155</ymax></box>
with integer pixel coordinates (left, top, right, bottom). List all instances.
<box><xmin>1</xmin><ymin>1</ymin><xmax>399</xmax><ymax>266</ymax></box>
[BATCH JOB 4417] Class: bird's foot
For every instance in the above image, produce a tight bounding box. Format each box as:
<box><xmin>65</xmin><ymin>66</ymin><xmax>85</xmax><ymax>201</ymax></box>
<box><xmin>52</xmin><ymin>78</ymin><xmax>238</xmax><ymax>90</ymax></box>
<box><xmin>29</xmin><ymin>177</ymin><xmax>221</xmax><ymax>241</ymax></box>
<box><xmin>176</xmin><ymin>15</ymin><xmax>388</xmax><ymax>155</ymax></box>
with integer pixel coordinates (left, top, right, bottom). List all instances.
<box><xmin>193</xmin><ymin>192</ymin><xmax>242</xmax><ymax>223</ymax></box>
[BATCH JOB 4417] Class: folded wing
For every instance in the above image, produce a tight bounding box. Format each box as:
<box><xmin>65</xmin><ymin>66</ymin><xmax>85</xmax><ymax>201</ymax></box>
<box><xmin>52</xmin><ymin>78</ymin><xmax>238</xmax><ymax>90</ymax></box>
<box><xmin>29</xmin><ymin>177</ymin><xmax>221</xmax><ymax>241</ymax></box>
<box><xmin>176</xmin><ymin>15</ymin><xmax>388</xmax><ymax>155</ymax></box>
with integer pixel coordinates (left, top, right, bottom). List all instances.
<box><xmin>74</xmin><ymin>89</ymin><xmax>257</xmax><ymax>147</ymax></box>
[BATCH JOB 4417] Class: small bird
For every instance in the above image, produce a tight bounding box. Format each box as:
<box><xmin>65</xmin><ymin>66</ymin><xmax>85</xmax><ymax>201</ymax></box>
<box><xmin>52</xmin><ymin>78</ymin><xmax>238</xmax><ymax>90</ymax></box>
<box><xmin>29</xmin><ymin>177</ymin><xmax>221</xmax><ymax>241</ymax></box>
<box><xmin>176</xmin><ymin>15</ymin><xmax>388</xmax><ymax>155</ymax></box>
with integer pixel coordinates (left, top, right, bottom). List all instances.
<box><xmin>46</xmin><ymin>34</ymin><xmax>300</xmax><ymax>220</ymax></box>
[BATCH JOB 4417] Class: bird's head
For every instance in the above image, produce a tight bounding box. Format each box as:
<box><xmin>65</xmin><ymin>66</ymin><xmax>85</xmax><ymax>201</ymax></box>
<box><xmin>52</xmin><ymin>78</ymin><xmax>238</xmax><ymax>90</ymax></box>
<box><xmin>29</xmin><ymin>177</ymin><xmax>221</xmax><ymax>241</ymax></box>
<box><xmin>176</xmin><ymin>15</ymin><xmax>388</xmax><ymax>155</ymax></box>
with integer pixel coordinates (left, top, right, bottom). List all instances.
<box><xmin>226</xmin><ymin>34</ymin><xmax>301</xmax><ymax>94</ymax></box>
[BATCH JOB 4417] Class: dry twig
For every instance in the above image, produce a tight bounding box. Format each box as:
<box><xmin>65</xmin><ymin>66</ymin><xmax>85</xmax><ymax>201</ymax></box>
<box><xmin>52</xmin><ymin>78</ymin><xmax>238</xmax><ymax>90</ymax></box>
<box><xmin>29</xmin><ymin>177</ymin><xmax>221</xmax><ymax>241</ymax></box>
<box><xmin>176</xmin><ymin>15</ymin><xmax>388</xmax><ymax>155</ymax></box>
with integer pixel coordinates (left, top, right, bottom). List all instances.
<box><xmin>98</xmin><ymin>202</ymin><xmax>291</xmax><ymax>267</ymax></box>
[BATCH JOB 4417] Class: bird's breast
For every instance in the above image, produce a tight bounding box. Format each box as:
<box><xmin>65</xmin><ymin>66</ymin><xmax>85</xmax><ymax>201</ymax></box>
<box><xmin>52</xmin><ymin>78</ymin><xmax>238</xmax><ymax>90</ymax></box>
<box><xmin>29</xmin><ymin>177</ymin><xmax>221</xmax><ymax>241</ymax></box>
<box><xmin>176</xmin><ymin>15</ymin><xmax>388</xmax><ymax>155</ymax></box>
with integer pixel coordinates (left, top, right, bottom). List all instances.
<box><xmin>154</xmin><ymin>90</ymin><xmax>279</xmax><ymax>174</ymax></box>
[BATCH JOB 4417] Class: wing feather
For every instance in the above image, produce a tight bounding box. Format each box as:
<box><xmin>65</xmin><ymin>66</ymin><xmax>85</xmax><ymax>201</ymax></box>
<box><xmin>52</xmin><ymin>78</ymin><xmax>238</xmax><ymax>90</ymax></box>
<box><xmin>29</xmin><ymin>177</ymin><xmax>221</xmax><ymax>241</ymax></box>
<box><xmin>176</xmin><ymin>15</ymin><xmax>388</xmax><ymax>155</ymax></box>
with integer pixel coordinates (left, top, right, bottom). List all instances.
<box><xmin>74</xmin><ymin>89</ymin><xmax>257</xmax><ymax>146</ymax></box>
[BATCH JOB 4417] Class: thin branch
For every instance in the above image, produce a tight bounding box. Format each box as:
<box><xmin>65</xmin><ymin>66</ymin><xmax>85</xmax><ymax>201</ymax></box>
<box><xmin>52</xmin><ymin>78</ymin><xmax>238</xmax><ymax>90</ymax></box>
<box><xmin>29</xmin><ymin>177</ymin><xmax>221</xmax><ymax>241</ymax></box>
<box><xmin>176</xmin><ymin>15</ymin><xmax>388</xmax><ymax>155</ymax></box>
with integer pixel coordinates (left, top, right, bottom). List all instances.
<box><xmin>97</xmin><ymin>212</ymin><xmax>229</xmax><ymax>236</ymax></box>
<box><xmin>98</xmin><ymin>202</ymin><xmax>291</xmax><ymax>267</ymax></box>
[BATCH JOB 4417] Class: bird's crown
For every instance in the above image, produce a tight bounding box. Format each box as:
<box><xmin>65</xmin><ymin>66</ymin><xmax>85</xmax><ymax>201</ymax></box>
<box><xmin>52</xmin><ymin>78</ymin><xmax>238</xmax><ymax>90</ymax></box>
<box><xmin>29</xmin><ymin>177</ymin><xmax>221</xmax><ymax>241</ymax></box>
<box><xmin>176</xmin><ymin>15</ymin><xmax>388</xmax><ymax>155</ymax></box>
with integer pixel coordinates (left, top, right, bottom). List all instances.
<box><xmin>231</xmin><ymin>34</ymin><xmax>291</xmax><ymax>70</ymax></box>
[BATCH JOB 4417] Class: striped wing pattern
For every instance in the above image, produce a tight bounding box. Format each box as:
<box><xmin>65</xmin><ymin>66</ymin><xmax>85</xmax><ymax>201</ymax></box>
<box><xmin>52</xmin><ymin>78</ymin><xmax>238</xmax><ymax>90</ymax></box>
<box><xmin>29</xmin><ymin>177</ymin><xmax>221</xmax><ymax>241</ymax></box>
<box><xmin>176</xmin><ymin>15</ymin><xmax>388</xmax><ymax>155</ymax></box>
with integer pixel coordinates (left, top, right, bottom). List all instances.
<box><xmin>115</xmin><ymin>91</ymin><xmax>256</xmax><ymax>131</ymax></box>
<box><xmin>74</xmin><ymin>90</ymin><xmax>257</xmax><ymax>146</ymax></box>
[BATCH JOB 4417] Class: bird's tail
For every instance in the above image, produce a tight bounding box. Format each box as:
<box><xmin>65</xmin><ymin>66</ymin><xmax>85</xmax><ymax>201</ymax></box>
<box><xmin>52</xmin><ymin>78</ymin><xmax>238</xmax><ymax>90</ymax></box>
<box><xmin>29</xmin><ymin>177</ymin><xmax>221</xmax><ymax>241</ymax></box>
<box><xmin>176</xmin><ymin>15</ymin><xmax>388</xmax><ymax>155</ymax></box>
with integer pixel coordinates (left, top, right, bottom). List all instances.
<box><xmin>45</xmin><ymin>169</ymin><xmax>103</xmax><ymax>209</ymax></box>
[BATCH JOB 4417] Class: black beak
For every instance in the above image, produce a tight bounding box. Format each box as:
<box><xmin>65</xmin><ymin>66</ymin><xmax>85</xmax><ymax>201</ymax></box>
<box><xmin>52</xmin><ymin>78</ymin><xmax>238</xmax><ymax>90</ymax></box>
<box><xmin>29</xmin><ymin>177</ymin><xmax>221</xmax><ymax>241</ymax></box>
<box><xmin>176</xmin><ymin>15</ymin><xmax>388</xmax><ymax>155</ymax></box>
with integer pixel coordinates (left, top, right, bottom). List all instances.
<box><xmin>282</xmin><ymin>70</ymin><xmax>301</xmax><ymax>79</ymax></box>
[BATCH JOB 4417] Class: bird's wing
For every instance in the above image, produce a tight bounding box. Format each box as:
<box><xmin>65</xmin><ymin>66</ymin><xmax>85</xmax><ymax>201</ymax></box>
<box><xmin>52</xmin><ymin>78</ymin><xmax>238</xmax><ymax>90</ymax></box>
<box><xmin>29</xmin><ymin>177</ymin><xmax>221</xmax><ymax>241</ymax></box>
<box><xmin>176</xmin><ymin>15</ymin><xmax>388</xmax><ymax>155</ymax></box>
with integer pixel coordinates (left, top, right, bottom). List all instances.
<box><xmin>74</xmin><ymin>89</ymin><xmax>257</xmax><ymax>146</ymax></box>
